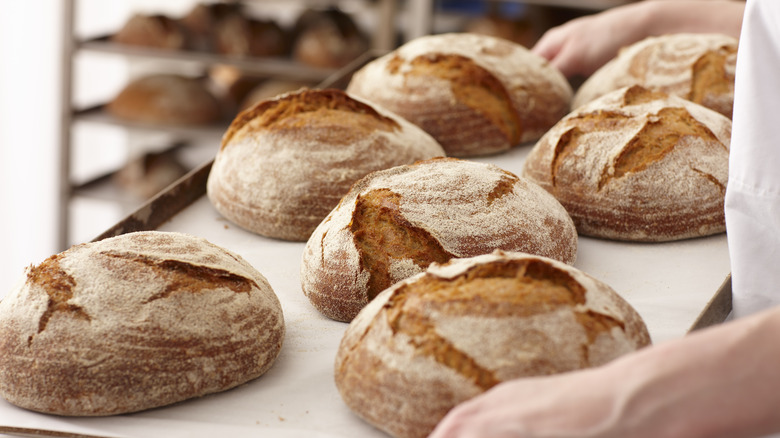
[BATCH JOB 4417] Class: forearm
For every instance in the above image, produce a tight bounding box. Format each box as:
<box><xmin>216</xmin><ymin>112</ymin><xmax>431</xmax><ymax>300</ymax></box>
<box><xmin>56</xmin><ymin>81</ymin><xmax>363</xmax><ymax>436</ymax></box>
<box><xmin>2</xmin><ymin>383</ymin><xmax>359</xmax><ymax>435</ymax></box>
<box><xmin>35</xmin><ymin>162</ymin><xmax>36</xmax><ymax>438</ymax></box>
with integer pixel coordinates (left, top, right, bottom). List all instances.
<box><xmin>642</xmin><ymin>0</ymin><xmax>744</xmax><ymax>39</ymax></box>
<box><xmin>606</xmin><ymin>306</ymin><xmax>780</xmax><ymax>438</ymax></box>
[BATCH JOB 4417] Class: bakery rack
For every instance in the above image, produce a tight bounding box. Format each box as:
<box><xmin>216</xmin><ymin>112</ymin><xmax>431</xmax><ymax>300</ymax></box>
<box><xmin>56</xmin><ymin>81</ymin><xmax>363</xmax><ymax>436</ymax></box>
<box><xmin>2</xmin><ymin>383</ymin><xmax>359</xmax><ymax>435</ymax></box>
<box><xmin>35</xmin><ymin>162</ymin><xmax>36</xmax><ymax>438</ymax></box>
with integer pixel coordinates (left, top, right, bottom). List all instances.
<box><xmin>57</xmin><ymin>0</ymin><xmax>639</xmax><ymax>250</ymax></box>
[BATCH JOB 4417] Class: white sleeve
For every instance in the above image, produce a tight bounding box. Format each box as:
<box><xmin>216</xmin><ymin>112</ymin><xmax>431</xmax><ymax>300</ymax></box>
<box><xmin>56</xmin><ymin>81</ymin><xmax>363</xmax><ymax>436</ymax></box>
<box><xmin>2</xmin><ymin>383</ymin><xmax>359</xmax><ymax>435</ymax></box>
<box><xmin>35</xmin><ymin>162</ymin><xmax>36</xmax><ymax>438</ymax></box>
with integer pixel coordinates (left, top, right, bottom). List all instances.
<box><xmin>725</xmin><ymin>0</ymin><xmax>780</xmax><ymax>318</ymax></box>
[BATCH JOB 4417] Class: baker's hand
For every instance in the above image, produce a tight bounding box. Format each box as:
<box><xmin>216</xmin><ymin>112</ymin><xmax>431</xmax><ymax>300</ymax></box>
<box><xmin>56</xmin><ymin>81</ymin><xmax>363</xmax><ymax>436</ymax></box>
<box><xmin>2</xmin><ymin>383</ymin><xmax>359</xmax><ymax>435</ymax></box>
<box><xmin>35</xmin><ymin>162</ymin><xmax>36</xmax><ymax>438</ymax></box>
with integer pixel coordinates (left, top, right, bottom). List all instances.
<box><xmin>428</xmin><ymin>367</ymin><xmax>622</xmax><ymax>438</ymax></box>
<box><xmin>531</xmin><ymin>4</ymin><xmax>646</xmax><ymax>78</ymax></box>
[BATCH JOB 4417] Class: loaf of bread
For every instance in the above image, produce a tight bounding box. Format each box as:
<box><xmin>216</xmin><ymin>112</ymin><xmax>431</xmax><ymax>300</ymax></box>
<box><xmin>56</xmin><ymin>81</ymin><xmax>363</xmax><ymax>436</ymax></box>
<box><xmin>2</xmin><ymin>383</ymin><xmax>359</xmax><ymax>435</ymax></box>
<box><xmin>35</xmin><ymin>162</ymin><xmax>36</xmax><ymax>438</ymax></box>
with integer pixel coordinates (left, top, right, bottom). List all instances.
<box><xmin>0</xmin><ymin>231</ymin><xmax>284</xmax><ymax>416</ymax></box>
<box><xmin>111</xmin><ymin>13</ymin><xmax>189</xmax><ymax>50</ymax></box>
<box><xmin>346</xmin><ymin>33</ymin><xmax>572</xmax><ymax>157</ymax></box>
<box><xmin>301</xmin><ymin>157</ymin><xmax>578</xmax><ymax>322</ymax></box>
<box><xmin>522</xmin><ymin>85</ymin><xmax>731</xmax><ymax>242</ymax></box>
<box><xmin>106</xmin><ymin>74</ymin><xmax>223</xmax><ymax>125</ymax></box>
<box><xmin>207</xmin><ymin>88</ymin><xmax>446</xmax><ymax>242</ymax></box>
<box><xmin>291</xmin><ymin>8</ymin><xmax>368</xmax><ymax>69</ymax></box>
<box><xmin>573</xmin><ymin>33</ymin><xmax>738</xmax><ymax>118</ymax></box>
<box><xmin>335</xmin><ymin>250</ymin><xmax>651</xmax><ymax>438</ymax></box>
<box><xmin>179</xmin><ymin>3</ymin><xmax>289</xmax><ymax>57</ymax></box>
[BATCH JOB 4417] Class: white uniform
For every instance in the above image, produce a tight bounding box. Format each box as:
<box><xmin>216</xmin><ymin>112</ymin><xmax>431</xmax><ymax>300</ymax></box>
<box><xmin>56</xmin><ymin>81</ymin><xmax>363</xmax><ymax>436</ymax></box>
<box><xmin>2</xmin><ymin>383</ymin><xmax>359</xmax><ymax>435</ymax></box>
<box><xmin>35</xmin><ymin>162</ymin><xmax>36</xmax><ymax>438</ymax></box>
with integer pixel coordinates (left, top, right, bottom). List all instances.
<box><xmin>725</xmin><ymin>0</ymin><xmax>780</xmax><ymax>319</ymax></box>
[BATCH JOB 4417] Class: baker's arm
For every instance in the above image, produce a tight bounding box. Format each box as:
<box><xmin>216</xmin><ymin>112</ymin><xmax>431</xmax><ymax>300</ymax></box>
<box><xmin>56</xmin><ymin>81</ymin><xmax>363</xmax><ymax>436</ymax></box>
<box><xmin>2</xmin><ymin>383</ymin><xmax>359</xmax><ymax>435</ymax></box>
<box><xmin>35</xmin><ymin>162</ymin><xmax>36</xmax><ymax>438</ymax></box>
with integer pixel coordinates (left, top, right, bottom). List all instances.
<box><xmin>532</xmin><ymin>0</ymin><xmax>745</xmax><ymax>77</ymax></box>
<box><xmin>430</xmin><ymin>305</ymin><xmax>780</xmax><ymax>438</ymax></box>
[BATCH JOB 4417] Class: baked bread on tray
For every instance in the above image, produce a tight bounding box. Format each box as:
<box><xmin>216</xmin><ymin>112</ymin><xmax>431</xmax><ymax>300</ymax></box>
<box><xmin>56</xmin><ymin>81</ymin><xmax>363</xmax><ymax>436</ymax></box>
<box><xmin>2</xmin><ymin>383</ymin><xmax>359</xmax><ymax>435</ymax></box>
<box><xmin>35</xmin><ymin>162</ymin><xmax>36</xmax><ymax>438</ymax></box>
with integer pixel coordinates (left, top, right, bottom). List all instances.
<box><xmin>0</xmin><ymin>231</ymin><xmax>284</xmax><ymax>416</ymax></box>
<box><xmin>573</xmin><ymin>33</ymin><xmax>738</xmax><ymax>118</ymax></box>
<box><xmin>301</xmin><ymin>157</ymin><xmax>578</xmax><ymax>322</ymax></box>
<box><xmin>106</xmin><ymin>73</ymin><xmax>224</xmax><ymax>125</ymax></box>
<box><xmin>346</xmin><ymin>32</ymin><xmax>572</xmax><ymax>157</ymax></box>
<box><xmin>335</xmin><ymin>250</ymin><xmax>651</xmax><ymax>438</ymax></box>
<box><xmin>207</xmin><ymin>88</ymin><xmax>445</xmax><ymax>242</ymax></box>
<box><xmin>522</xmin><ymin>85</ymin><xmax>731</xmax><ymax>242</ymax></box>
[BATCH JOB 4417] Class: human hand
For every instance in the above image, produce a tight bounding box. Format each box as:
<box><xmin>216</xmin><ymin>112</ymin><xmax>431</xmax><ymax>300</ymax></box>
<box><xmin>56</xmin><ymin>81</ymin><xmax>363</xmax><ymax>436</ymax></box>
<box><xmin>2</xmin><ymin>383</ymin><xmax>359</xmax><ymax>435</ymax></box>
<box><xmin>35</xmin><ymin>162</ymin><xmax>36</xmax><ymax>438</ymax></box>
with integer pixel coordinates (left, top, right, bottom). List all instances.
<box><xmin>531</xmin><ymin>3</ymin><xmax>649</xmax><ymax>77</ymax></box>
<box><xmin>428</xmin><ymin>368</ymin><xmax>622</xmax><ymax>438</ymax></box>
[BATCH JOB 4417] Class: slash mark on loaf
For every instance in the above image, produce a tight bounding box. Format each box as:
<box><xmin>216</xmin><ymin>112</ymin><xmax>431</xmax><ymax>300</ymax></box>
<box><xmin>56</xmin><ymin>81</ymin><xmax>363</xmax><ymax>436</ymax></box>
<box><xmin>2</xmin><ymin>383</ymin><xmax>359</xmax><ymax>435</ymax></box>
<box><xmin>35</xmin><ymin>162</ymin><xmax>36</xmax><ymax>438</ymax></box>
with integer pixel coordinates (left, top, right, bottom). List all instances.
<box><xmin>26</xmin><ymin>253</ymin><xmax>91</xmax><ymax>345</ymax></box>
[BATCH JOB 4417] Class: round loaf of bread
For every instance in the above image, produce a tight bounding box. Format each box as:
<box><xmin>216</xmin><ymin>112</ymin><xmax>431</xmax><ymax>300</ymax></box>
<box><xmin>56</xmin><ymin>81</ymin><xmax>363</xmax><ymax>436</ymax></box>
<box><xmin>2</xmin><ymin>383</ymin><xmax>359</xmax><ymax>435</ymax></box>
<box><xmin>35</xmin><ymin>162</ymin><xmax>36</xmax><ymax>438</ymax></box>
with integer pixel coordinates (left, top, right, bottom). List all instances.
<box><xmin>207</xmin><ymin>88</ymin><xmax>446</xmax><ymax>241</ymax></box>
<box><xmin>301</xmin><ymin>157</ymin><xmax>578</xmax><ymax>322</ymax></box>
<box><xmin>346</xmin><ymin>33</ymin><xmax>572</xmax><ymax>157</ymax></box>
<box><xmin>106</xmin><ymin>74</ymin><xmax>223</xmax><ymax>125</ymax></box>
<box><xmin>292</xmin><ymin>8</ymin><xmax>369</xmax><ymax>69</ymax></box>
<box><xmin>522</xmin><ymin>85</ymin><xmax>731</xmax><ymax>242</ymax></box>
<box><xmin>111</xmin><ymin>13</ymin><xmax>189</xmax><ymax>50</ymax></box>
<box><xmin>335</xmin><ymin>250</ymin><xmax>651</xmax><ymax>438</ymax></box>
<box><xmin>0</xmin><ymin>231</ymin><xmax>284</xmax><ymax>416</ymax></box>
<box><xmin>573</xmin><ymin>33</ymin><xmax>737</xmax><ymax>118</ymax></box>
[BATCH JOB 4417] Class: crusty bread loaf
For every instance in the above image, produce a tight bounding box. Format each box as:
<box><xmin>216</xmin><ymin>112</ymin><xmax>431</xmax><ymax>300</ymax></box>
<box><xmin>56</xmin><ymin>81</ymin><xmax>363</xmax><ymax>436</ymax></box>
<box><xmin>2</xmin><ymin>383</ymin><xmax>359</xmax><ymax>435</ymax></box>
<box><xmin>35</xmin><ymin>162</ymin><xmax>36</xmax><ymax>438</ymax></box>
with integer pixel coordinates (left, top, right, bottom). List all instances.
<box><xmin>522</xmin><ymin>85</ymin><xmax>731</xmax><ymax>242</ymax></box>
<box><xmin>111</xmin><ymin>13</ymin><xmax>189</xmax><ymax>50</ymax></box>
<box><xmin>292</xmin><ymin>8</ymin><xmax>368</xmax><ymax>69</ymax></box>
<box><xmin>301</xmin><ymin>157</ymin><xmax>578</xmax><ymax>322</ymax></box>
<box><xmin>573</xmin><ymin>33</ymin><xmax>737</xmax><ymax>118</ymax></box>
<box><xmin>207</xmin><ymin>88</ymin><xmax>446</xmax><ymax>242</ymax></box>
<box><xmin>0</xmin><ymin>231</ymin><xmax>284</xmax><ymax>416</ymax></box>
<box><xmin>335</xmin><ymin>250</ymin><xmax>651</xmax><ymax>438</ymax></box>
<box><xmin>106</xmin><ymin>74</ymin><xmax>223</xmax><ymax>125</ymax></box>
<box><xmin>346</xmin><ymin>33</ymin><xmax>572</xmax><ymax>157</ymax></box>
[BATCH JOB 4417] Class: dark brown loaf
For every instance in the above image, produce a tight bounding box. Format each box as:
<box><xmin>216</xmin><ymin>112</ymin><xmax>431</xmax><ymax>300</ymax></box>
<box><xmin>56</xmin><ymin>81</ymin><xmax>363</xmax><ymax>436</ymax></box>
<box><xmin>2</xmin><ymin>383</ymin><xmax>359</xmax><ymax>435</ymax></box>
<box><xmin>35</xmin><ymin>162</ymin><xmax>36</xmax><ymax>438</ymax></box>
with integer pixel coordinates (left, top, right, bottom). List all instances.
<box><xmin>206</xmin><ymin>88</ymin><xmax>446</xmax><ymax>242</ymax></box>
<box><xmin>291</xmin><ymin>8</ymin><xmax>368</xmax><ymax>69</ymax></box>
<box><xmin>335</xmin><ymin>251</ymin><xmax>651</xmax><ymax>438</ymax></box>
<box><xmin>573</xmin><ymin>33</ymin><xmax>738</xmax><ymax>118</ymax></box>
<box><xmin>346</xmin><ymin>33</ymin><xmax>572</xmax><ymax>157</ymax></box>
<box><xmin>106</xmin><ymin>74</ymin><xmax>223</xmax><ymax>125</ymax></box>
<box><xmin>301</xmin><ymin>157</ymin><xmax>578</xmax><ymax>322</ymax></box>
<box><xmin>0</xmin><ymin>231</ymin><xmax>284</xmax><ymax>416</ymax></box>
<box><xmin>522</xmin><ymin>85</ymin><xmax>731</xmax><ymax>242</ymax></box>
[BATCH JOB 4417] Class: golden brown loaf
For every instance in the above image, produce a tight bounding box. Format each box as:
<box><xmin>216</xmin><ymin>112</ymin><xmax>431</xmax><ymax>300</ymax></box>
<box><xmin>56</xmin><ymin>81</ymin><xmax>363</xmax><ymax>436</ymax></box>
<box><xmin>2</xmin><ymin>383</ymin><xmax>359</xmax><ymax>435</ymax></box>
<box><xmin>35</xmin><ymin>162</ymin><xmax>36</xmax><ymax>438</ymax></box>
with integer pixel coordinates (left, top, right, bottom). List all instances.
<box><xmin>111</xmin><ymin>13</ymin><xmax>189</xmax><ymax>50</ymax></box>
<box><xmin>106</xmin><ymin>74</ymin><xmax>223</xmax><ymax>125</ymax></box>
<box><xmin>522</xmin><ymin>85</ymin><xmax>731</xmax><ymax>242</ymax></box>
<box><xmin>573</xmin><ymin>33</ymin><xmax>738</xmax><ymax>118</ymax></box>
<box><xmin>335</xmin><ymin>251</ymin><xmax>651</xmax><ymax>438</ymax></box>
<box><xmin>0</xmin><ymin>231</ymin><xmax>285</xmax><ymax>416</ymax></box>
<box><xmin>206</xmin><ymin>88</ymin><xmax>446</xmax><ymax>242</ymax></box>
<box><xmin>346</xmin><ymin>33</ymin><xmax>572</xmax><ymax>157</ymax></box>
<box><xmin>301</xmin><ymin>157</ymin><xmax>578</xmax><ymax>322</ymax></box>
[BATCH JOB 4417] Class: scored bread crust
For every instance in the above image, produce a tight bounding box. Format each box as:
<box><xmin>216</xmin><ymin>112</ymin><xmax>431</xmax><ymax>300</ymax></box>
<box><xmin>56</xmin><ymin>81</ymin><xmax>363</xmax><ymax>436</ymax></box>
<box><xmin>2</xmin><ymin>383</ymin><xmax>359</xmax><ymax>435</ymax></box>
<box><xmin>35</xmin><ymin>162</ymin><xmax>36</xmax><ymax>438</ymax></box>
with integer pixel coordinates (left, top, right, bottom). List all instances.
<box><xmin>346</xmin><ymin>33</ymin><xmax>572</xmax><ymax>157</ymax></box>
<box><xmin>522</xmin><ymin>85</ymin><xmax>731</xmax><ymax>242</ymax></box>
<box><xmin>106</xmin><ymin>74</ymin><xmax>223</xmax><ymax>125</ymax></box>
<box><xmin>335</xmin><ymin>250</ymin><xmax>651</xmax><ymax>438</ymax></box>
<box><xmin>301</xmin><ymin>157</ymin><xmax>578</xmax><ymax>322</ymax></box>
<box><xmin>573</xmin><ymin>33</ymin><xmax>738</xmax><ymax>118</ymax></box>
<box><xmin>206</xmin><ymin>88</ymin><xmax>445</xmax><ymax>242</ymax></box>
<box><xmin>0</xmin><ymin>231</ymin><xmax>284</xmax><ymax>416</ymax></box>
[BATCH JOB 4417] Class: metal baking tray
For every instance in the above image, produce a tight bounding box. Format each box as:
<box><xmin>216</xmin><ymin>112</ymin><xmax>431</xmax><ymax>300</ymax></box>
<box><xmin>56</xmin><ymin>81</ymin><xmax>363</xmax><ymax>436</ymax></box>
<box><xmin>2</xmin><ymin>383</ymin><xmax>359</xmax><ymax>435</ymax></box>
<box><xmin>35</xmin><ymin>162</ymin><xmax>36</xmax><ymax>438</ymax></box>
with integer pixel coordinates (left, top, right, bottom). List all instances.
<box><xmin>1</xmin><ymin>53</ymin><xmax>731</xmax><ymax>435</ymax></box>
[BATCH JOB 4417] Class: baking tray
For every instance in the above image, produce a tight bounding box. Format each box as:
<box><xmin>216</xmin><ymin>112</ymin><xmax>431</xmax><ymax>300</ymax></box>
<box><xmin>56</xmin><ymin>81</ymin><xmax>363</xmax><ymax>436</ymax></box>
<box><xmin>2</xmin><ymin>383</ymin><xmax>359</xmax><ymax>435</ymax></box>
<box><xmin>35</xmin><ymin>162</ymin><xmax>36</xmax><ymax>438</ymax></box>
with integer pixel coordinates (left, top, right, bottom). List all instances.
<box><xmin>0</xmin><ymin>142</ymin><xmax>732</xmax><ymax>438</ymax></box>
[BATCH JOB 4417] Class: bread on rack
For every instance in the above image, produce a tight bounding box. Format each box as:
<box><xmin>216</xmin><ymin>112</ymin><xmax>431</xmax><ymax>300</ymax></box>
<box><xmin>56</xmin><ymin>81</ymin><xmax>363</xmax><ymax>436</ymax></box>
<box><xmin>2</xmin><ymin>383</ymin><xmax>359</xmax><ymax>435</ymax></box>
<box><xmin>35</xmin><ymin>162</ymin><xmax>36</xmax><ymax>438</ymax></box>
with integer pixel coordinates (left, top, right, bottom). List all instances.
<box><xmin>522</xmin><ymin>85</ymin><xmax>731</xmax><ymax>242</ymax></box>
<box><xmin>0</xmin><ymin>231</ymin><xmax>285</xmax><ymax>416</ymax></box>
<box><xmin>335</xmin><ymin>250</ymin><xmax>651</xmax><ymax>438</ymax></box>
<box><xmin>346</xmin><ymin>32</ymin><xmax>572</xmax><ymax>157</ymax></box>
<box><xmin>206</xmin><ymin>88</ymin><xmax>446</xmax><ymax>242</ymax></box>
<box><xmin>291</xmin><ymin>8</ymin><xmax>369</xmax><ymax>68</ymax></box>
<box><xmin>573</xmin><ymin>33</ymin><xmax>738</xmax><ymax>118</ymax></box>
<box><xmin>106</xmin><ymin>73</ymin><xmax>223</xmax><ymax>125</ymax></box>
<box><xmin>179</xmin><ymin>2</ymin><xmax>289</xmax><ymax>57</ymax></box>
<box><xmin>301</xmin><ymin>157</ymin><xmax>578</xmax><ymax>322</ymax></box>
<box><xmin>111</xmin><ymin>13</ymin><xmax>189</xmax><ymax>50</ymax></box>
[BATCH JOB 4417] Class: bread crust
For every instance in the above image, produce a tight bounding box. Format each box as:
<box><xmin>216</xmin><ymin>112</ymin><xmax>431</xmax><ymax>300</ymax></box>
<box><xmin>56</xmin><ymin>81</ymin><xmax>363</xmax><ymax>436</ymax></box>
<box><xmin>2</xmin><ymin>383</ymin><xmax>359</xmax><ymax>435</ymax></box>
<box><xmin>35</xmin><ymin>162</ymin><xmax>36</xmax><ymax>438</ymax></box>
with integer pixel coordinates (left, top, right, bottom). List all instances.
<box><xmin>346</xmin><ymin>33</ymin><xmax>572</xmax><ymax>157</ymax></box>
<box><xmin>106</xmin><ymin>74</ymin><xmax>223</xmax><ymax>125</ymax></box>
<box><xmin>523</xmin><ymin>85</ymin><xmax>731</xmax><ymax>242</ymax></box>
<box><xmin>573</xmin><ymin>33</ymin><xmax>737</xmax><ymax>118</ymax></box>
<box><xmin>0</xmin><ymin>231</ymin><xmax>284</xmax><ymax>416</ymax></box>
<box><xmin>301</xmin><ymin>157</ymin><xmax>578</xmax><ymax>322</ymax></box>
<box><xmin>206</xmin><ymin>88</ymin><xmax>445</xmax><ymax>241</ymax></box>
<box><xmin>335</xmin><ymin>251</ymin><xmax>650</xmax><ymax>438</ymax></box>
